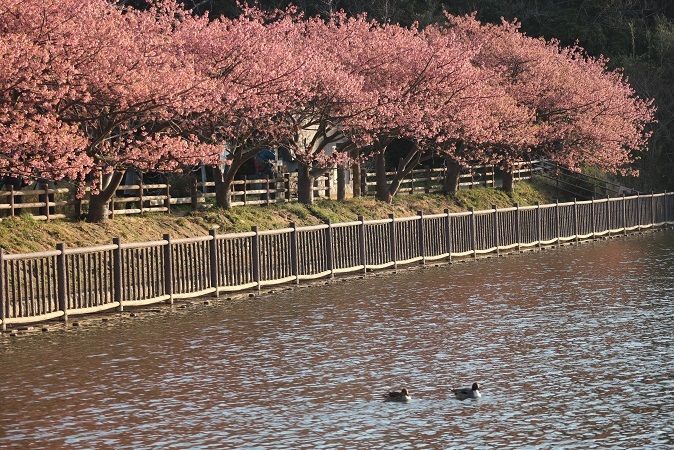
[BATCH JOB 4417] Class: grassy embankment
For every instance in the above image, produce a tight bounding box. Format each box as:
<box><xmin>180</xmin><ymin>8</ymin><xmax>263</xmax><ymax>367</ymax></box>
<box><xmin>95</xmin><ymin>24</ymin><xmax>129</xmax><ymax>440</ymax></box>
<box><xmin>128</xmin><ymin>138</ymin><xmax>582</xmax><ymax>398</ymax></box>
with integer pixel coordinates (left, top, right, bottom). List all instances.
<box><xmin>0</xmin><ymin>180</ymin><xmax>567</xmax><ymax>254</ymax></box>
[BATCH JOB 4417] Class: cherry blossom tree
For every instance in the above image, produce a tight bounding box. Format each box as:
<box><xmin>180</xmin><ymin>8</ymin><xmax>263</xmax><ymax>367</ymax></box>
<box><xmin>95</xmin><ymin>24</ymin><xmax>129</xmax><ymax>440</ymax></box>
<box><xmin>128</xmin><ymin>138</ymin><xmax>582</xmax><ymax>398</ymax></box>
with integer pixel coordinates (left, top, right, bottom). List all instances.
<box><xmin>448</xmin><ymin>14</ymin><xmax>655</xmax><ymax>192</ymax></box>
<box><xmin>176</xmin><ymin>6</ymin><xmax>363</xmax><ymax>207</ymax></box>
<box><xmin>410</xmin><ymin>22</ymin><xmax>536</xmax><ymax>196</ymax></box>
<box><xmin>1</xmin><ymin>0</ymin><xmax>655</xmax><ymax>221</ymax></box>
<box><xmin>276</xmin><ymin>13</ymin><xmax>372</xmax><ymax>205</ymax></box>
<box><xmin>1</xmin><ymin>0</ymin><xmax>216</xmax><ymax>221</ymax></box>
<box><xmin>329</xmin><ymin>14</ymin><xmax>495</xmax><ymax>203</ymax></box>
<box><xmin>177</xmin><ymin>7</ymin><xmax>323</xmax><ymax>209</ymax></box>
<box><xmin>0</xmin><ymin>6</ymin><xmax>91</xmax><ymax>182</ymax></box>
<box><xmin>543</xmin><ymin>48</ymin><xmax>655</xmax><ymax>177</ymax></box>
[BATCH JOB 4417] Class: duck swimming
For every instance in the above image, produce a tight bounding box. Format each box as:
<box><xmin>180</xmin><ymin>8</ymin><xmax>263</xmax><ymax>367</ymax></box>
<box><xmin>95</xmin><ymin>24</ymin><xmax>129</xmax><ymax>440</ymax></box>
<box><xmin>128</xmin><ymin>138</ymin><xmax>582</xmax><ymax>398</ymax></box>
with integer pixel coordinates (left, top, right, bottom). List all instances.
<box><xmin>451</xmin><ymin>382</ymin><xmax>481</xmax><ymax>400</ymax></box>
<box><xmin>383</xmin><ymin>388</ymin><xmax>411</xmax><ymax>402</ymax></box>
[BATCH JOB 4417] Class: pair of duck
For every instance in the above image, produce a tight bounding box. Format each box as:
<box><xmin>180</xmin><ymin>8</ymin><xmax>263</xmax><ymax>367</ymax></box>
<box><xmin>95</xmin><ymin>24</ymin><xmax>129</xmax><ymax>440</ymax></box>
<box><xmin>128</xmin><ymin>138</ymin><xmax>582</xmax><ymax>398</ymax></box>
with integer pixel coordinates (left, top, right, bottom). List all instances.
<box><xmin>383</xmin><ymin>383</ymin><xmax>481</xmax><ymax>402</ymax></box>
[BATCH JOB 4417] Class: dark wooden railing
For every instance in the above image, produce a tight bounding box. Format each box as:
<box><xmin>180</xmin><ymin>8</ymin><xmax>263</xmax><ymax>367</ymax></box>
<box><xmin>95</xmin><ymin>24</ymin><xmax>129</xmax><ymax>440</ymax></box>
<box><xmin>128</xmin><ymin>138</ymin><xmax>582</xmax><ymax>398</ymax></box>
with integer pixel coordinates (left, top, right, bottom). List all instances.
<box><xmin>0</xmin><ymin>162</ymin><xmax>537</xmax><ymax>221</ymax></box>
<box><xmin>359</xmin><ymin>163</ymin><xmax>502</xmax><ymax>195</ymax></box>
<box><xmin>536</xmin><ymin>160</ymin><xmax>639</xmax><ymax>199</ymax></box>
<box><xmin>2</xmin><ymin>192</ymin><xmax>672</xmax><ymax>329</ymax></box>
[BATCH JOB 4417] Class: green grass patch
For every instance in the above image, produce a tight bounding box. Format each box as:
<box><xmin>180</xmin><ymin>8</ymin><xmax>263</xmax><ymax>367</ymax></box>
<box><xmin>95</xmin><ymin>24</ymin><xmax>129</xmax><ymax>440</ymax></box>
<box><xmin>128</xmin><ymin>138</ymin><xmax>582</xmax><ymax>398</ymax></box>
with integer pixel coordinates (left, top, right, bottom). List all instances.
<box><xmin>0</xmin><ymin>181</ymin><xmax>562</xmax><ymax>253</ymax></box>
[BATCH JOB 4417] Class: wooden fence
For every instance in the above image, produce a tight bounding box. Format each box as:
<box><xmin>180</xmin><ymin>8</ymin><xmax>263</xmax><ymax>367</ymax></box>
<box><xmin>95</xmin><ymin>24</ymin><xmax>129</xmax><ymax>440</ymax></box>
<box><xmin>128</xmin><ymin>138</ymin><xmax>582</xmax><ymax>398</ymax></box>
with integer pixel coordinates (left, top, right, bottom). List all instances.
<box><xmin>360</xmin><ymin>164</ymin><xmax>500</xmax><ymax>195</ymax></box>
<box><xmin>0</xmin><ymin>162</ymin><xmax>536</xmax><ymax>221</ymax></box>
<box><xmin>1</xmin><ymin>192</ymin><xmax>672</xmax><ymax>329</ymax></box>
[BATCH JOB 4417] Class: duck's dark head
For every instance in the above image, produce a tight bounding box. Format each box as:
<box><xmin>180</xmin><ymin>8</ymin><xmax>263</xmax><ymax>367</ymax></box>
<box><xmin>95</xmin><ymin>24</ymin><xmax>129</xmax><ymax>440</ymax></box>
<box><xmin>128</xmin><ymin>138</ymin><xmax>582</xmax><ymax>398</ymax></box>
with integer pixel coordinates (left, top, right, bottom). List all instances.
<box><xmin>401</xmin><ymin>388</ymin><xmax>409</xmax><ymax>395</ymax></box>
<box><xmin>472</xmin><ymin>383</ymin><xmax>480</xmax><ymax>391</ymax></box>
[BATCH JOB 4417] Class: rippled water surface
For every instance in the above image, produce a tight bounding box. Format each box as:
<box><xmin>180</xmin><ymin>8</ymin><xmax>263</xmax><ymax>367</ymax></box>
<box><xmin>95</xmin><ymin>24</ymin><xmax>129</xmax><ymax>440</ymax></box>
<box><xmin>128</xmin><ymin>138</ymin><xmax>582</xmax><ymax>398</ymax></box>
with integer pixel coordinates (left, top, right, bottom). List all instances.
<box><xmin>2</xmin><ymin>232</ymin><xmax>674</xmax><ymax>449</ymax></box>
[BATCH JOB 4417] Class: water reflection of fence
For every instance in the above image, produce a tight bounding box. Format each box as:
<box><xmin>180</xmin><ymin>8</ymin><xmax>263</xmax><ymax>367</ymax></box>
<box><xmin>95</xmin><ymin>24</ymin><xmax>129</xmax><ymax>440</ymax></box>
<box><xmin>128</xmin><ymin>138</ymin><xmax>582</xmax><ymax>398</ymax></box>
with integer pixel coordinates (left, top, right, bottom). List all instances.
<box><xmin>2</xmin><ymin>192</ymin><xmax>671</xmax><ymax>329</ymax></box>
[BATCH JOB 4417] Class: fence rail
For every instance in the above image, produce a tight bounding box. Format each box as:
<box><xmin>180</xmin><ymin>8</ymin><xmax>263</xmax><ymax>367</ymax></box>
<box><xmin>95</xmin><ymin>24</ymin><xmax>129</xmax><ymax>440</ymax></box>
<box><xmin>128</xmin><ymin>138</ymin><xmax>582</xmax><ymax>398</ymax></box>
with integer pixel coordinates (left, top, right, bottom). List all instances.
<box><xmin>0</xmin><ymin>162</ymin><xmax>536</xmax><ymax>221</ymax></box>
<box><xmin>537</xmin><ymin>160</ymin><xmax>640</xmax><ymax>199</ymax></box>
<box><xmin>359</xmin><ymin>164</ymin><xmax>502</xmax><ymax>196</ymax></box>
<box><xmin>2</xmin><ymin>192</ymin><xmax>672</xmax><ymax>329</ymax></box>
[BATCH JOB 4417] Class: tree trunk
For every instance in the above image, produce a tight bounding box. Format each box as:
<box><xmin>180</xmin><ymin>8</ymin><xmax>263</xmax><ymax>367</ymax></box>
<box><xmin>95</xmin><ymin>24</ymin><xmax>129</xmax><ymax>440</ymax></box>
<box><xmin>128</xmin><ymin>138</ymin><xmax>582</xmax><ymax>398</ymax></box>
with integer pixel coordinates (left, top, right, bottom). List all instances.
<box><xmin>214</xmin><ymin>166</ymin><xmax>227</xmax><ymax>209</ymax></box>
<box><xmin>375</xmin><ymin>151</ymin><xmax>392</xmax><ymax>203</ymax></box>
<box><xmin>443</xmin><ymin>158</ymin><xmax>462</xmax><ymax>194</ymax></box>
<box><xmin>351</xmin><ymin>160</ymin><xmax>361</xmax><ymax>197</ymax></box>
<box><xmin>212</xmin><ymin>166</ymin><xmax>230</xmax><ymax>209</ymax></box>
<box><xmin>502</xmin><ymin>167</ymin><xmax>514</xmax><ymax>193</ymax></box>
<box><xmin>351</xmin><ymin>149</ymin><xmax>363</xmax><ymax>198</ymax></box>
<box><xmin>380</xmin><ymin>141</ymin><xmax>422</xmax><ymax>202</ymax></box>
<box><xmin>214</xmin><ymin>156</ymin><xmax>248</xmax><ymax>209</ymax></box>
<box><xmin>87</xmin><ymin>170</ymin><xmax>125</xmax><ymax>223</ymax></box>
<box><xmin>297</xmin><ymin>162</ymin><xmax>314</xmax><ymax>205</ymax></box>
<box><xmin>388</xmin><ymin>171</ymin><xmax>406</xmax><ymax>199</ymax></box>
<box><xmin>337</xmin><ymin>167</ymin><xmax>346</xmax><ymax>201</ymax></box>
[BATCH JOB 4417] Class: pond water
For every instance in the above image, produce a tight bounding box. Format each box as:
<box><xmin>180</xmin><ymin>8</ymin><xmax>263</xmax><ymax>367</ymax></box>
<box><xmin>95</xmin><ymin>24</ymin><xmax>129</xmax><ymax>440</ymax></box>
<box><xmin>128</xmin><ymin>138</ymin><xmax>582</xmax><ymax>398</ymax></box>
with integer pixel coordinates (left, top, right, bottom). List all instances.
<box><xmin>1</xmin><ymin>231</ymin><xmax>673</xmax><ymax>449</ymax></box>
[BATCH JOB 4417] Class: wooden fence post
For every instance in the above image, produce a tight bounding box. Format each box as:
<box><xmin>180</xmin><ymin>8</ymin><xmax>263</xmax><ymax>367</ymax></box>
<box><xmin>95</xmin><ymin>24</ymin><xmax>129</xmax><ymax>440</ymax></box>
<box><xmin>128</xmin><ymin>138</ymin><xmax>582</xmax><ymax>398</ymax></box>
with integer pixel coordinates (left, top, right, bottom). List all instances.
<box><xmin>470</xmin><ymin>207</ymin><xmax>477</xmax><ymax>259</ymax></box>
<box><xmin>290</xmin><ymin>222</ymin><xmax>299</xmax><ymax>284</ymax></box>
<box><xmin>361</xmin><ymin>169</ymin><xmax>368</xmax><ymax>196</ymax></box>
<box><xmin>591</xmin><ymin>198</ymin><xmax>596</xmax><ymax>239</ymax></box>
<box><xmin>265</xmin><ymin>177</ymin><xmax>271</xmax><ymax>205</ymax></box>
<box><xmin>515</xmin><ymin>203</ymin><xmax>521</xmax><ymax>252</ymax></box>
<box><xmin>622</xmin><ymin>194</ymin><xmax>627</xmax><ymax>236</ymax></box>
<box><xmin>425</xmin><ymin>166</ymin><xmax>432</xmax><ymax>193</ymax></box>
<box><xmin>444</xmin><ymin>208</ymin><xmax>452</xmax><ymax>263</ymax></box>
<box><xmin>493</xmin><ymin>205</ymin><xmax>500</xmax><ymax>256</ymax></box>
<box><xmin>637</xmin><ymin>193</ymin><xmax>642</xmax><ymax>231</ymax></box>
<box><xmin>113</xmin><ymin>237</ymin><xmax>123</xmax><ymax>312</ymax></box>
<box><xmin>138</xmin><ymin>179</ymin><xmax>144</xmax><ymax>214</ymax></box>
<box><xmin>325</xmin><ymin>219</ymin><xmax>334</xmax><ymax>279</ymax></box>
<box><xmin>389</xmin><ymin>214</ymin><xmax>397</xmax><ymax>270</ymax></box>
<box><xmin>251</xmin><ymin>226</ymin><xmax>260</xmax><ymax>291</ymax></box>
<box><xmin>0</xmin><ymin>247</ymin><xmax>5</xmax><ymax>331</ymax></box>
<box><xmin>555</xmin><ymin>200</ymin><xmax>561</xmax><ymax>244</ymax></box>
<box><xmin>651</xmin><ymin>192</ymin><xmax>656</xmax><ymax>226</ymax></box>
<box><xmin>573</xmin><ymin>199</ymin><xmax>579</xmax><ymax>243</ymax></box>
<box><xmin>283</xmin><ymin>173</ymin><xmax>290</xmax><ymax>202</ymax></box>
<box><xmin>164</xmin><ymin>183</ymin><xmax>171</xmax><ymax>213</ymax></box>
<box><xmin>326</xmin><ymin>175</ymin><xmax>332</xmax><ymax>200</ymax></box>
<box><xmin>190</xmin><ymin>177</ymin><xmax>198</xmax><ymax>211</ymax></box>
<box><xmin>243</xmin><ymin>176</ymin><xmax>248</xmax><ymax>205</ymax></box>
<box><xmin>606</xmin><ymin>195</ymin><xmax>611</xmax><ymax>237</ymax></box>
<box><xmin>9</xmin><ymin>186</ymin><xmax>15</xmax><ymax>217</ymax></box>
<box><xmin>40</xmin><ymin>183</ymin><xmax>50</xmax><ymax>220</ymax></box>
<box><xmin>517</xmin><ymin>162</ymin><xmax>522</xmax><ymax>182</ymax></box>
<box><xmin>57</xmin><ymin>243</ymin><xmax>68</xmax><ymax>322</ymax></box>
<box><xmin>536</xmin><ymin>202</ymin><xmax>542</xmax><ymax>250</ymax></box>
<box><xmin>47</xmin><ymin>183</ymin><xmax>53</xmax><ymax>220</ymax></box>
<box><xmin>358</xmin><ymin>215</ymin><xmax>367</xmax><ymax>274</ymax></box>
<box><xmin>417</xmin><ymin>210</ymin><xmax>425</xmax><ymax>266</ymax></box>
<box><xmin>209</xmin><ymin>229</ymin><xmax>219</xmax><ymax>298</ymax></box>
<box><xmin>665</xmin><ymin>191</ymin><xmax>670</xmax><ymax>225</ymax></box>
<box><xmin>163</xmin><ymin>234</ymin><xmax>173</xmax><ymax>305</ymax></box>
